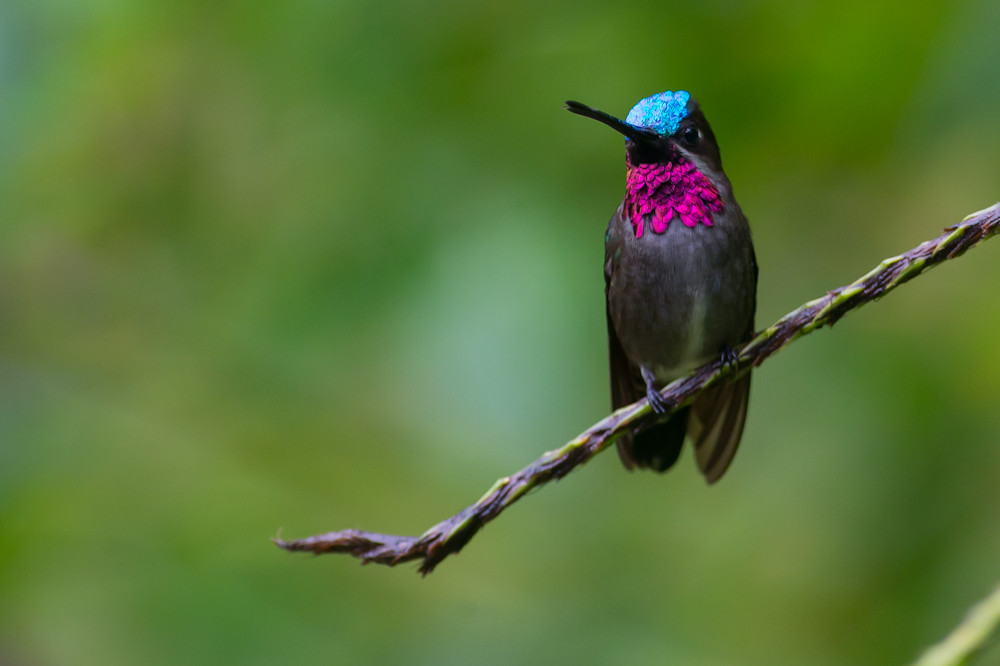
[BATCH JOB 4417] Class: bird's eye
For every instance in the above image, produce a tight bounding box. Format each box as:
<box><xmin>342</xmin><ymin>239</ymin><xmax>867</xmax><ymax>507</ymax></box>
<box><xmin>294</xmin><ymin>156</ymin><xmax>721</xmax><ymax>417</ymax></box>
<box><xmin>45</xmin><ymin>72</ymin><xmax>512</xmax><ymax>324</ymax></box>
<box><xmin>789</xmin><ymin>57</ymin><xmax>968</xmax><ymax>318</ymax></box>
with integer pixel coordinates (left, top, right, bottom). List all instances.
<box><xmin>680</xmin><ymin>126</ymin><xmax>700</xmax><ymax>147</ymax></box>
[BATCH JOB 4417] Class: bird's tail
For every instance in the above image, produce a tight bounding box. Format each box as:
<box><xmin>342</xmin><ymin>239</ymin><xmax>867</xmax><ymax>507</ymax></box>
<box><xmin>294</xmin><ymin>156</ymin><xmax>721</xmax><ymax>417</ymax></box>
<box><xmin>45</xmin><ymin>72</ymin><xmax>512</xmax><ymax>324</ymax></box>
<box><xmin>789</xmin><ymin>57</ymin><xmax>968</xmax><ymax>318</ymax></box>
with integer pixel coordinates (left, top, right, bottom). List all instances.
<box><xmin>615</xmin><ymin>372</ymin><xmax>751</xmax><ymax>483</ymax></box>
<box><xmin>689</xmin><ymin>373</ymin><xmax>751</xmax><ymax>483</ymax></box>
<box><xmin>616</xmin><ymin>406</ymin><xmax>690</xmax><ymax>473</ymax></box>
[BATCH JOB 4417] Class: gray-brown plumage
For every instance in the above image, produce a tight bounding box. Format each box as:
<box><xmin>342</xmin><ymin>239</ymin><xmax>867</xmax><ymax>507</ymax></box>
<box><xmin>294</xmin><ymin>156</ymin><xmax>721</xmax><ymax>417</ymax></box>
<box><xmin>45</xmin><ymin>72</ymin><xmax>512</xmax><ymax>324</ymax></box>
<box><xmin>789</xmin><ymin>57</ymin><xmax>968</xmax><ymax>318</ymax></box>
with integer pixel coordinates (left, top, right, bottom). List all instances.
<box><xmin>569</xmin><ymin>91</ymin><xmax>757</xmax><ymax>483</ymax></box>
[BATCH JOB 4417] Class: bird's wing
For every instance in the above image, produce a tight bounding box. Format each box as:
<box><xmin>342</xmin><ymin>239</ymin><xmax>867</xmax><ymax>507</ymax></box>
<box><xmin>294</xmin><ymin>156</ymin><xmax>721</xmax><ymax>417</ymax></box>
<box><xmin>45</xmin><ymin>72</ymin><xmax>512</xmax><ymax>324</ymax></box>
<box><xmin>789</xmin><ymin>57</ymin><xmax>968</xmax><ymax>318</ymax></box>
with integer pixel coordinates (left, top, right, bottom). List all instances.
<box><xmin>690</xmin><ymin>372</ymin><xmax>751</xmax><ymax>483</ymax></box>
<box><xmin>691</xmin><ymin>238</ymin><xmax>757</xmax><ymax>484</ymax></box>
<box><xmin>605</xmin><ymin>211</ymin><xmax>687</xmax><ymax>472</ymax></box>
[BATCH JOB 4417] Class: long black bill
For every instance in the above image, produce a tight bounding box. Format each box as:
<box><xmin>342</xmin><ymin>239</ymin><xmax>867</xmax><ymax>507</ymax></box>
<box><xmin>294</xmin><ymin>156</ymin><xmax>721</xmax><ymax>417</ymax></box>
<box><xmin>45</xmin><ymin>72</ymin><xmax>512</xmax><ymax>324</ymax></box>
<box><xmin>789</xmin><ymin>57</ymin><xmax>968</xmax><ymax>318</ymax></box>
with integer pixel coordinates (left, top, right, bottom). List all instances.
<box><xmin>565</xmin><ymin>100</ymin><xmax>661</xmax><ymax>145</ymax></box>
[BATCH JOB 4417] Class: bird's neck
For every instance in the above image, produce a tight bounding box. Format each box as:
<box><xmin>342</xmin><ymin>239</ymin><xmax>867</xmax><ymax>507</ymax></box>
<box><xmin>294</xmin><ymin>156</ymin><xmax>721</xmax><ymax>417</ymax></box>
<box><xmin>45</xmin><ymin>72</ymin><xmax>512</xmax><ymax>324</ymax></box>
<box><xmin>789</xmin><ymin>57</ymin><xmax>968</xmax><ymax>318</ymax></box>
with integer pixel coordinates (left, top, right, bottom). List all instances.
<box><xmin>623</xmin><ymin>155</ymin><xmax>725</xmax><ymax>238</ymax></box>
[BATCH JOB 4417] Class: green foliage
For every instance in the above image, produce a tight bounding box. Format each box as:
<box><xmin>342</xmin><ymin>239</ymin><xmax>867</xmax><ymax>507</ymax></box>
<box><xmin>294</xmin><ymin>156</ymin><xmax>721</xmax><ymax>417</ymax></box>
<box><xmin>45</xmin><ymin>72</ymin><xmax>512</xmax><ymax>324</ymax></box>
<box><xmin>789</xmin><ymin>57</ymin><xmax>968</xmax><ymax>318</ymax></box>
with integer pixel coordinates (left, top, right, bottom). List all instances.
<box><xmin>2</xmin><ymin>0</ymin><xmax>1000</xmax><ymax>664</ymax></box>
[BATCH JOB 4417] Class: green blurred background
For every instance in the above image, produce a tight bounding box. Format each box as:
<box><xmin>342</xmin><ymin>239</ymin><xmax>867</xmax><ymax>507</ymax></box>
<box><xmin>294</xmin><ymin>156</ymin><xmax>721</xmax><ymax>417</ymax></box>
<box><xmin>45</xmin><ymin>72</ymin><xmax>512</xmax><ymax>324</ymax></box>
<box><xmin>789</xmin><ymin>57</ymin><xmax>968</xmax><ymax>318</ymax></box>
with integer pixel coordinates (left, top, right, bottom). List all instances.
<box><xmin>2</xmin><ymin>0</ymin><xmax>1000</xmax><ymax>664</ymax></box>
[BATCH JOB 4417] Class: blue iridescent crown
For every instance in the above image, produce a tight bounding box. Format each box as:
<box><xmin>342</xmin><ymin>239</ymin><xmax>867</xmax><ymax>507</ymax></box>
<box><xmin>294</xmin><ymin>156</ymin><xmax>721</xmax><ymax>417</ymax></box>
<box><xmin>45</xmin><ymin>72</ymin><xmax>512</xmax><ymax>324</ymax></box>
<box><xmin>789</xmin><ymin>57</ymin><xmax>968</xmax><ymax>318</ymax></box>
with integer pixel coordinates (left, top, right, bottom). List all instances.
<box><xmin>625</xmin><ymin>90</ymin><xmax>691</xmax><ymax>137</ymax></box>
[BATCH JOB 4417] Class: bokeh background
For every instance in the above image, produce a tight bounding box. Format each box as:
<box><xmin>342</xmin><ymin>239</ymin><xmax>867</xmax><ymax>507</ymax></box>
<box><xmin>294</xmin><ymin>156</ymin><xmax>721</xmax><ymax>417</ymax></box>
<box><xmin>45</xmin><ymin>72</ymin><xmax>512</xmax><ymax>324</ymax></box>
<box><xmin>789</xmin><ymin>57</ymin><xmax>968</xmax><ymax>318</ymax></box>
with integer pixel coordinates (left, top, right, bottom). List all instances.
<box><xmin>2</xmin><ymin>0</ymin><xmax>1000</xmax><ymax>664</ymax></box>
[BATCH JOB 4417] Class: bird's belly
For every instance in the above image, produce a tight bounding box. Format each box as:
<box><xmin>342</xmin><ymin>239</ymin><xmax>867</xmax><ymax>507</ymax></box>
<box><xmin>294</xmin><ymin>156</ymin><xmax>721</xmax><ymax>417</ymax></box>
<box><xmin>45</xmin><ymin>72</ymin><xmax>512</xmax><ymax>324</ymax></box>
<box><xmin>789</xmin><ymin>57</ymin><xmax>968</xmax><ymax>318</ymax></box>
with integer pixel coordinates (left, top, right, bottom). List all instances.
<box><xmin>607</xmin><ymin>223</ymin><xmax>754</xmax><ymax>381</ymax></box>
<box><xmin>609</xmin><ymin>268</ymin><xmax>716</xmax><ymax>380</ymax></box>
<box><xmin>650</xmin><ymin>296</ymin><xmax>708</xmax><ymax>381</ymax></box>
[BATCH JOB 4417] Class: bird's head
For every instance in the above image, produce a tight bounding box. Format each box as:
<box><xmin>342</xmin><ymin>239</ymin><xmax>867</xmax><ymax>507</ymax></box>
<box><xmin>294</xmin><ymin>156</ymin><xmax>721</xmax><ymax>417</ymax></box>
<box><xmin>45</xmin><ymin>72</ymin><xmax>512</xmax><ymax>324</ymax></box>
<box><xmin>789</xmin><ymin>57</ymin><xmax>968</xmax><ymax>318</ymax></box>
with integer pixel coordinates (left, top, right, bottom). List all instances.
<box><xmin>566</xmin><ymin>90</ymin><xmax>723</xmax><ymax>175</ymax></box>
<box><xmin>566</xmin><ymin>90</ymin><xmax>730</xmax><ymax>236</ymax></box>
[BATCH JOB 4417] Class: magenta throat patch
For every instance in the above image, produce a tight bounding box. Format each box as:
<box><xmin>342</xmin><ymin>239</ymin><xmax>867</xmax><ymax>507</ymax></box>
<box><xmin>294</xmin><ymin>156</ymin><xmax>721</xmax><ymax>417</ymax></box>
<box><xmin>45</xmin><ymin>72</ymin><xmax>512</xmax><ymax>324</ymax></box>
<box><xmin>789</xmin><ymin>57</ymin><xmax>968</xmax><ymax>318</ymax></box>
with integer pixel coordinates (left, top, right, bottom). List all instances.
<box><xmin>624</xmin><ymin>158</ymin><xmax>725</xmax><ymax>237</ymax></box>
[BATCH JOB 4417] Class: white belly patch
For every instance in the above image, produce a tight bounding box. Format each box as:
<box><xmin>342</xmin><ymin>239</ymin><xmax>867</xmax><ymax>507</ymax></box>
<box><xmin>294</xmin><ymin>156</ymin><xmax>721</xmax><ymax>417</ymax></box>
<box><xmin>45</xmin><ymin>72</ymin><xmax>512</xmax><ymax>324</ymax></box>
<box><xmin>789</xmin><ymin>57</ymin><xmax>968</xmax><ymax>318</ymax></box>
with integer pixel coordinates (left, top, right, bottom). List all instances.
<box><xmin>653</xmin><ymin>295</ymin><xmax>707</xmax><ymax>382</ymax></box>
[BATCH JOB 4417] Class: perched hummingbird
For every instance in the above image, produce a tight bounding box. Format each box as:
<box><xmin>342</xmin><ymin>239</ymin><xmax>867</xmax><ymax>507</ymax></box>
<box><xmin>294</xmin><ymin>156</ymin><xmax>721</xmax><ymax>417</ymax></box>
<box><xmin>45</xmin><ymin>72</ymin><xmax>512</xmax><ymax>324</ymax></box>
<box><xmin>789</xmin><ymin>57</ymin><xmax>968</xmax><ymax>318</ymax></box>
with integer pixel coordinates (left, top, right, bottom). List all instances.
<box><xmin>567</xmin><ymin>90</ymin><xmax>757</xmax><ymax>483</ymax></box>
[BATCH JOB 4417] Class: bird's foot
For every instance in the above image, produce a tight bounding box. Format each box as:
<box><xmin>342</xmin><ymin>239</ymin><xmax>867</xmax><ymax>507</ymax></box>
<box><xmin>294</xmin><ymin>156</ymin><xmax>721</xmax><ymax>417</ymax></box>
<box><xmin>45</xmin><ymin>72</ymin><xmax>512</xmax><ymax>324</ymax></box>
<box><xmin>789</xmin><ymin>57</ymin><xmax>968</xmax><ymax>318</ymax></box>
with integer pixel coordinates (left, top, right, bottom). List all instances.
<box><xmin>720</xmin><ymin>345</ymin><xmax>740</xmax><ymax>374</ymax></box>
<box><xmin>640</xmin><ymin>366</ymin><xmax>672</xmax><ymax>415</ymax></box>
<box><xmin>646</xmin><ymin>386</ymin><xmax>672</xmax><ymax>414</ymax></box>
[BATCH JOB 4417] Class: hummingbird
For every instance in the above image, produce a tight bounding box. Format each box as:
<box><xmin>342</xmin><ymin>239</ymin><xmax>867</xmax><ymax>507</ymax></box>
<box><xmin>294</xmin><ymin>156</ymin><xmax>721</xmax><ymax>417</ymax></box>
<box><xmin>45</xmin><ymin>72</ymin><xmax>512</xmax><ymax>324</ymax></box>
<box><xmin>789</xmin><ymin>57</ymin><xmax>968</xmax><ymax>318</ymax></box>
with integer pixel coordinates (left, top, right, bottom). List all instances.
<box><xmin>567</xmin><ymin>90</ymin><xmax>757</xmax><ymax>483</ymax></box>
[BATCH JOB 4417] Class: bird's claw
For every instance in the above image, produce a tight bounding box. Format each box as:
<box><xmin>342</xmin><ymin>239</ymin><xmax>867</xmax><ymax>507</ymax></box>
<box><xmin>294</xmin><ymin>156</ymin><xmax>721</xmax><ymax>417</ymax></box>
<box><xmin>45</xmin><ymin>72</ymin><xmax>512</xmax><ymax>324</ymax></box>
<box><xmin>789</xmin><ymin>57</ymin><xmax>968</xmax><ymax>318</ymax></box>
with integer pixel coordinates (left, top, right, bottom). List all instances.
<box><xmin>720</xmin><ymin>345</ymin><xmax>740</xmax><ymax>373</ymax></box>
<box><xmin>640</xmin><ymin>366</ymin><xmax>671</xmax><ymax>414</ymax></box>
<box><xmin>646</xmin><ymin>387</ymin><xmax>672</xmax><ymax>415</ymax></box>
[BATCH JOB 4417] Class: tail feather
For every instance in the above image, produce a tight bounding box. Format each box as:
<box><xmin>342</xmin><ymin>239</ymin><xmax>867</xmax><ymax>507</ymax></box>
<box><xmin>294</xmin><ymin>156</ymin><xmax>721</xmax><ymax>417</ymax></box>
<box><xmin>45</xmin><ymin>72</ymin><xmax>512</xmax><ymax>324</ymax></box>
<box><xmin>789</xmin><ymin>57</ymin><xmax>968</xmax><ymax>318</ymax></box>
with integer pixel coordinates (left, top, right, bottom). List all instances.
<box><xmin>616</xmin><ymin>406</ymin><xmax>690</xmax><ymax>472</ymax></box>
<box><xmin>690</xmin><ymin>374</ymin><xmax>751</xmax><ymax>483</ymax></box>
